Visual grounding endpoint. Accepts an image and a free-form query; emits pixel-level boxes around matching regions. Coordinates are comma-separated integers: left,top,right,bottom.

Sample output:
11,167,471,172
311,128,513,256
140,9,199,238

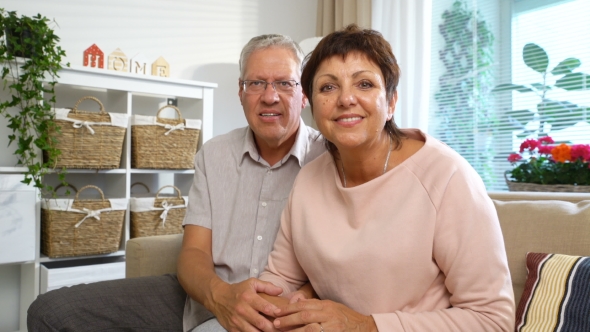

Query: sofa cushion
515,252,590,331
493,200,590,304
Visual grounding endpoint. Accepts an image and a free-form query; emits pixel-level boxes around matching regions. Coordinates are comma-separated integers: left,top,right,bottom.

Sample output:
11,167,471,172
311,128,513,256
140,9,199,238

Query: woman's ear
387,91,398,120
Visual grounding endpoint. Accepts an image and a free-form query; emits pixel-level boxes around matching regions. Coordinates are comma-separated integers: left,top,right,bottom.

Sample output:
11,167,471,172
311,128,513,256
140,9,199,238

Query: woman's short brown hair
301,24,405,151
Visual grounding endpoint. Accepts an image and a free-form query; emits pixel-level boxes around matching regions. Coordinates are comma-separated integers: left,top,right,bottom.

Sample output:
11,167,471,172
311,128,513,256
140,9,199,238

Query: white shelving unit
0,64,216,332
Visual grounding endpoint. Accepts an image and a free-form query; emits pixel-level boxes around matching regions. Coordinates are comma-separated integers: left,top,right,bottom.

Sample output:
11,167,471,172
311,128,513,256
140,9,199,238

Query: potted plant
493,43,590,139
506,136,590,192
0,8,68,194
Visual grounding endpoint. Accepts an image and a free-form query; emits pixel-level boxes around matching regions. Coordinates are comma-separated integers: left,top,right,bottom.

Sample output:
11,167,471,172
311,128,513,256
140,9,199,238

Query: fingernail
274,319,281,327
274,308,281,314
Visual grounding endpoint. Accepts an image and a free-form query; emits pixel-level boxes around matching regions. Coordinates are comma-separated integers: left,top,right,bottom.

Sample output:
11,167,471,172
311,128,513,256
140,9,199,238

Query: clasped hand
210,277,283,332
271,299,378,332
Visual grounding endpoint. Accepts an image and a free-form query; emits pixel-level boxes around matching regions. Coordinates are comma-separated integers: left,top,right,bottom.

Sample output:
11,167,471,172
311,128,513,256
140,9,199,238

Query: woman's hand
271,299,378,331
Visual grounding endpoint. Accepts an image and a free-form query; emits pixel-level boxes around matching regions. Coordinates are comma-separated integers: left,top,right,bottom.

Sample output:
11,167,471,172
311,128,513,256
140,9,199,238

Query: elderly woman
259,25,515,331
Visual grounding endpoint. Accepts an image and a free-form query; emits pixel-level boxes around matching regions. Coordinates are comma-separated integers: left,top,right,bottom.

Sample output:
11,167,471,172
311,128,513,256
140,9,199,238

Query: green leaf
537,99,584,131
523,43,549,73
506,109,535,128
530,83,551,91
555,72,590,90
492,83,533,93
551,58,581,75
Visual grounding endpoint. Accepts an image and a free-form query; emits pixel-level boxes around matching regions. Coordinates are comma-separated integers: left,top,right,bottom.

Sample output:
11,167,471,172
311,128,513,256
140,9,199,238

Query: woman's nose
337,86,357,108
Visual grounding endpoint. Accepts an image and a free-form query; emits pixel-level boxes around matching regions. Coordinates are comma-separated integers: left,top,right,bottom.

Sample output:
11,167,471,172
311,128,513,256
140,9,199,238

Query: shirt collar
240,118,311,168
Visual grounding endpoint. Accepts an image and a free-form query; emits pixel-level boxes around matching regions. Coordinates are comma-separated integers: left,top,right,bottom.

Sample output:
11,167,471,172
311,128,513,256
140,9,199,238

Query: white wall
2,0,318,136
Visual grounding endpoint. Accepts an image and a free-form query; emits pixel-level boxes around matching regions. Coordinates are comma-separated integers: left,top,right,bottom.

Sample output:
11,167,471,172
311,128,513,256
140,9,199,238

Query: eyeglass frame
240,79,301,95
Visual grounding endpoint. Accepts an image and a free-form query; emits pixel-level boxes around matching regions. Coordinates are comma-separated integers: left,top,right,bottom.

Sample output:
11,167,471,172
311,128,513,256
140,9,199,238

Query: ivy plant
433,0,496,185
0,9,69,194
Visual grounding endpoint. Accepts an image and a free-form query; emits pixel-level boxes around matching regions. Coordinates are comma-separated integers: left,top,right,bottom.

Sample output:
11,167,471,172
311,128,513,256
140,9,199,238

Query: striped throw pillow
515,252,590,332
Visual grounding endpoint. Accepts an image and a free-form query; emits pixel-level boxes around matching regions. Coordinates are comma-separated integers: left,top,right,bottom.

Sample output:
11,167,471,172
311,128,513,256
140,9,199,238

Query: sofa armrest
125,234,183,278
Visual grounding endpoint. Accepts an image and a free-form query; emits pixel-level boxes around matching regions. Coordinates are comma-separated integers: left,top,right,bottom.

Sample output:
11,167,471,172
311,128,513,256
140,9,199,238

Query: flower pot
3,26,35,58
505,172,590,193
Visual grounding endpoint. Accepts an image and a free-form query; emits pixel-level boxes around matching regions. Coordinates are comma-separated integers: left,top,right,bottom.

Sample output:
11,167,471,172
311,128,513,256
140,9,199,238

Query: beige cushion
125,234,183,278
494,200,590,304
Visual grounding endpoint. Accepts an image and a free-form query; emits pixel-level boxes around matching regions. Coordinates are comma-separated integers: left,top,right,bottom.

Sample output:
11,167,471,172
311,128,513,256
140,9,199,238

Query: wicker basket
131,105,201,169
41,185,127,258
505,171,590,193
48,96,127,169
130,185,187,238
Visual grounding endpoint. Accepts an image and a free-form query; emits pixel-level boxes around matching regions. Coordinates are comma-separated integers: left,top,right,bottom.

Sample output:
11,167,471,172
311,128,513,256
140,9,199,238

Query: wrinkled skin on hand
210,277,284,332
272,299,378,332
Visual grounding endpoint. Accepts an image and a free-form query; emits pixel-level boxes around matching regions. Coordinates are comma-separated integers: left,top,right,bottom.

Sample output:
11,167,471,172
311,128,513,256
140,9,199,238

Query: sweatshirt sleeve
259,189,308,295
372,168,515,331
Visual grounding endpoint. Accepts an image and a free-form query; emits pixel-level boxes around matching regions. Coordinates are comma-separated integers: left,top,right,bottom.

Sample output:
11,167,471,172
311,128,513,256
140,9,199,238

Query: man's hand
208,277,283,332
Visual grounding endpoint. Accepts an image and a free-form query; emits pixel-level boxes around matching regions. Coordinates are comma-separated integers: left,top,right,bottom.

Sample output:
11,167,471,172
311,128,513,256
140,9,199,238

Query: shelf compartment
40,256,125,294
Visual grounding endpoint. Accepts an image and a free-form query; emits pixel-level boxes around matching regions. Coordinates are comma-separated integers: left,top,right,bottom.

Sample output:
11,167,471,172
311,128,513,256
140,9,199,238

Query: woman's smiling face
311,51,396,151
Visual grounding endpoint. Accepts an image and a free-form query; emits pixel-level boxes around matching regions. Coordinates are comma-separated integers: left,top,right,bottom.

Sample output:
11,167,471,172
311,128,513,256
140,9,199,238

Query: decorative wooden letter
151,56,170,77
108,48,128,72
129,53,149,75
83,44,104,69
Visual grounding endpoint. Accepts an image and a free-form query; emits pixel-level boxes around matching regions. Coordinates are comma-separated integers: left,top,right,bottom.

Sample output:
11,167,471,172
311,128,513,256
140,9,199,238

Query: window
429,0,590,190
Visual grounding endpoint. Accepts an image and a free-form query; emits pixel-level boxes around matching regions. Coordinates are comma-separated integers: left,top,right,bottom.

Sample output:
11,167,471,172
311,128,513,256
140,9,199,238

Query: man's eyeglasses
241,80,300,95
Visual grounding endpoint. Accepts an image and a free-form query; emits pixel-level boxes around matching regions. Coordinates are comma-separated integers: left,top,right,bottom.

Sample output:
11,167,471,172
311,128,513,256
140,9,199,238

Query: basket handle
54,183,78,194
155,185,182,199
75,185,106,201
72,96,106,114
130,182,150,193
156,105,183,120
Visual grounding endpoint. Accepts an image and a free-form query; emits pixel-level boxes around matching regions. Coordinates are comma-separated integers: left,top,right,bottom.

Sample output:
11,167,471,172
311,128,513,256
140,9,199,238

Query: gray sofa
125,191,590,313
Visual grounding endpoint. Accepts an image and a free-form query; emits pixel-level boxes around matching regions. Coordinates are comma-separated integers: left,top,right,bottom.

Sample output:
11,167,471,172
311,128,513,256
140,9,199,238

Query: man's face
239,47,306,149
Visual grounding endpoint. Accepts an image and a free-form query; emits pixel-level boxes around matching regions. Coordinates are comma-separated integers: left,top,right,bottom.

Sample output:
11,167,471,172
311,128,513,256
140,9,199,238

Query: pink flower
538,136,555,145
508,153,522,162
519,139,539,153
538,145,554,155
571,144,590,162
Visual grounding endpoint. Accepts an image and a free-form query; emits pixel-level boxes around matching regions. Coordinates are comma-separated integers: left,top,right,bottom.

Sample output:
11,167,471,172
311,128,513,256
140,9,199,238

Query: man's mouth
261,113,280,117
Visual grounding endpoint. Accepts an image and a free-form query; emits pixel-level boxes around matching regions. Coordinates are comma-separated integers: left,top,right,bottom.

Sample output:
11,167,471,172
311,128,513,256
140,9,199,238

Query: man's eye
249,81,264,87
278,81,292,87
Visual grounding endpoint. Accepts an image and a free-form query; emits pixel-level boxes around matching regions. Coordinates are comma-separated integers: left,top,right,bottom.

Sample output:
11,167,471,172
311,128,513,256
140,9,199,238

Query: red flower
538,145,553,155
508,153,522,162
519,139,539,153
571,144,590,162
538,136,555,144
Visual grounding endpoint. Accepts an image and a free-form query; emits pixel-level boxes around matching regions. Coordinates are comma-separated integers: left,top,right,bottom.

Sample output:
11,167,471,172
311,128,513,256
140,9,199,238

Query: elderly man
27,34,324,332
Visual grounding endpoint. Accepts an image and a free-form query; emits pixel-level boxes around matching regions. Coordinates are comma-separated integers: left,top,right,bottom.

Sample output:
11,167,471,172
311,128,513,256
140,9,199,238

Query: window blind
428,0,590,190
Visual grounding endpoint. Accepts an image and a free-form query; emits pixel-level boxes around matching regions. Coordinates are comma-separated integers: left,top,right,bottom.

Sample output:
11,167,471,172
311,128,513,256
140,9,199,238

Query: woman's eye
319,84,335,92
358,81,373,89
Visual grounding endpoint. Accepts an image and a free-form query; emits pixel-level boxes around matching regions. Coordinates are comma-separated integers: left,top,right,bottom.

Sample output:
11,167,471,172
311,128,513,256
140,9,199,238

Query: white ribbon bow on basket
157,200,185,228
73,207,112,228
163,123,185,135
72,120,114,135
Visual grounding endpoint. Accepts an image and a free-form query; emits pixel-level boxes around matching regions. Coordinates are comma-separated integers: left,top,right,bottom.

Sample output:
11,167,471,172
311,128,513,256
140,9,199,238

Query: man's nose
261,82,280,103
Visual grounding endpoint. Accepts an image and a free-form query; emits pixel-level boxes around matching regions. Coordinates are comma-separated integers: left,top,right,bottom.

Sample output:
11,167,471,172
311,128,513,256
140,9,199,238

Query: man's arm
177,225,283,332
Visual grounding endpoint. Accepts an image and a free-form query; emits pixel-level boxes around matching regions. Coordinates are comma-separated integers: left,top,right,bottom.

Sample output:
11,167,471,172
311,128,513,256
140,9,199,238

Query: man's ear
238,79,244,105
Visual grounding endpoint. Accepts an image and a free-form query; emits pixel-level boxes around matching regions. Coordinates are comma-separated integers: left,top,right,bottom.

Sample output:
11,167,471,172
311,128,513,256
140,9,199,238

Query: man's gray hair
239,34,305,79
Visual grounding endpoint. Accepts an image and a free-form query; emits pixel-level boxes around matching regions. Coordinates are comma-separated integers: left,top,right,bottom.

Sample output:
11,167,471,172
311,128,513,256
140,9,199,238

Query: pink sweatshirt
260,129,515,331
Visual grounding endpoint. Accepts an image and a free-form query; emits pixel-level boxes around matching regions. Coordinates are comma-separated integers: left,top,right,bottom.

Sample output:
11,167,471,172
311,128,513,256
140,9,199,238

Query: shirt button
253,268,259,274
257,235,262,241
261,202,267,207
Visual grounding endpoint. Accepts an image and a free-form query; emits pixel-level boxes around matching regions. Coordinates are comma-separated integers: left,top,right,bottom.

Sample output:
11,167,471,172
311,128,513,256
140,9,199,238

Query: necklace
340,136,392,188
